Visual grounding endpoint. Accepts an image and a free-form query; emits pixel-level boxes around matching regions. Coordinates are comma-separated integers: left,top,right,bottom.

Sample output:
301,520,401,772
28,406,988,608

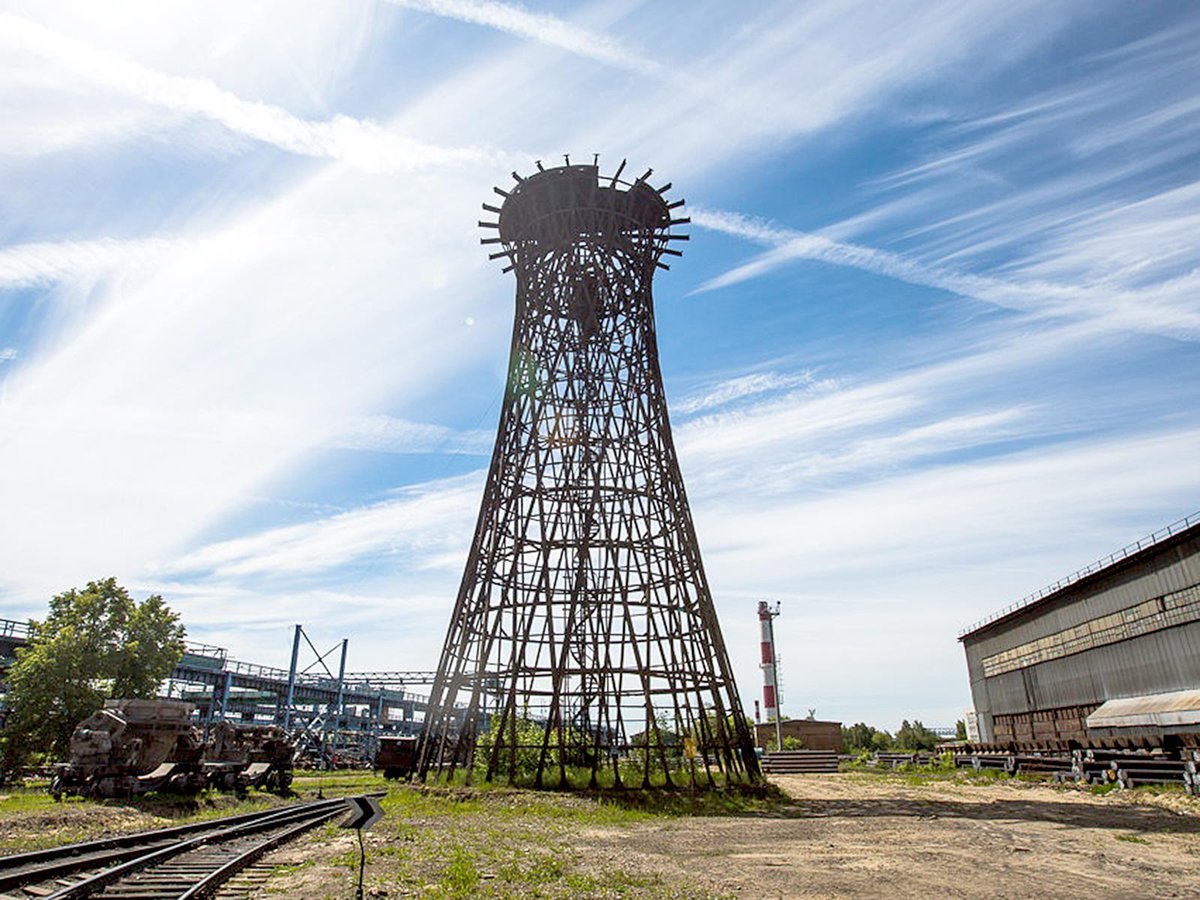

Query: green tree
894,719,941,751
1,578,186,767
841,722,894,753
955,719,968,742
870,729,895,752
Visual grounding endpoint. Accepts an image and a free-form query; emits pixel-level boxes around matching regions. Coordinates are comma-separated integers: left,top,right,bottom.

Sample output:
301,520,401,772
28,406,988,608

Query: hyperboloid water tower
416,158,760,788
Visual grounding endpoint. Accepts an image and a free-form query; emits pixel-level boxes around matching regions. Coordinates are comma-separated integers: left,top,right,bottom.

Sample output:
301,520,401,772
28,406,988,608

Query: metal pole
767,609,783,753
373,692,385,760
203,679,215,742
283,624,301,729
332,638,348,755
219,669,232,722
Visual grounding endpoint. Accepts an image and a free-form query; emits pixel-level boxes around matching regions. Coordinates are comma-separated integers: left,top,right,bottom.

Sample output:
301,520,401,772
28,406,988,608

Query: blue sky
2,0,1198,730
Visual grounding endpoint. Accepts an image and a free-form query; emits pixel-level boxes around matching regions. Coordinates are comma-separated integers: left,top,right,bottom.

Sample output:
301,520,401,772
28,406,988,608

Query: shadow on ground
772,796,1200,833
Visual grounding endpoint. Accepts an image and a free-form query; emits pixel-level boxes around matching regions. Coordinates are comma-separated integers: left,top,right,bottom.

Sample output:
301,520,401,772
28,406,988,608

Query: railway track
0,794,374,899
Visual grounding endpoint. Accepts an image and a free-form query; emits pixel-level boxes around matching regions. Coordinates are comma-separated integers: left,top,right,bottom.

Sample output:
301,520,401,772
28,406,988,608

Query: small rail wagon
375,735,418,779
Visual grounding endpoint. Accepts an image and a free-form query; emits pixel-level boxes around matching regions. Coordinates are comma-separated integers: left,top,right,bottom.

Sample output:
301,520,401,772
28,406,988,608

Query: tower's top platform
492,163,674,249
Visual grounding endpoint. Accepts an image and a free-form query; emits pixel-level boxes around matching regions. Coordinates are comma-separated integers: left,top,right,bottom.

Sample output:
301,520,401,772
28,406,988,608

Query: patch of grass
138,790,282,819
1116,833,1149,844
1124,782,1188,797
0,785,62,815
384,779,790,826
270,858,315,875
425,759,756,794
303,781,733,899
328,846,361,868
841,759,1199,801
290,769,390,797
841,763,1069,789
0,784,290,854
441,845,481,896
499,851,565,884
870,766,986,786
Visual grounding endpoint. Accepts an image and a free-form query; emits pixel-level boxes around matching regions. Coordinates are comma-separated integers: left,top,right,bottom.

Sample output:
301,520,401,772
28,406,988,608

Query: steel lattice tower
416,159,760,788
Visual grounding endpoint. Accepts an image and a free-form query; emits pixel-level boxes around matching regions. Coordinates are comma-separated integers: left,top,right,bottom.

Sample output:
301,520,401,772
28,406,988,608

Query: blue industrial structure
0,620,436,764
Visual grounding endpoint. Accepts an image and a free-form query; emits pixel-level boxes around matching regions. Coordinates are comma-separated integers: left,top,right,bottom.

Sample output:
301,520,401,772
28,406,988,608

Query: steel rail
0,804,323,891
41,799,349,899
175,812,330,900
0,795,374,900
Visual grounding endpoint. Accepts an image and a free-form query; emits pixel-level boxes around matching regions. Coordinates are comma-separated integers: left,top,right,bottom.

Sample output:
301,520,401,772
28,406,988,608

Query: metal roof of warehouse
1087,689,1200,730
959,512,1200,641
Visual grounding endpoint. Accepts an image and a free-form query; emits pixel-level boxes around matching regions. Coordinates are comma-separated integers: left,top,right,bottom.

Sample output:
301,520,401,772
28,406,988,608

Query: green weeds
1116,833,1149,844
321,780,734,898
441,846,481,896
0,784,287,854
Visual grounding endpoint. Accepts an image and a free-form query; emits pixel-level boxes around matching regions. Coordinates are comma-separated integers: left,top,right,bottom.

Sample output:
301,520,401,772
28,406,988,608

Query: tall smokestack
758,601,782,750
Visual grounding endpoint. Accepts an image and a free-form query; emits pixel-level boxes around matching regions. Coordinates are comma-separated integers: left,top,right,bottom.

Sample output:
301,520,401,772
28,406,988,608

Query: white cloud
163,472,482,581
397,0,1072,183
1013,179,1200,289
675,373,1027,499
0,144,507,605
697,425,1200,728
699,425,1200,609
0,238,179,290
675,371,829,415
131,579,455,675
791,20,1200,350
384,0,660,76
691,206,1200,340
332,415,491,455
0,13,501,171
0,348,17,362
690,206,1062,309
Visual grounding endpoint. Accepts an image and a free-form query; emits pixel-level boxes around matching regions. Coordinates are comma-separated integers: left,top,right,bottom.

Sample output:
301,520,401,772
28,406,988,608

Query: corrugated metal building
960,514,1200,747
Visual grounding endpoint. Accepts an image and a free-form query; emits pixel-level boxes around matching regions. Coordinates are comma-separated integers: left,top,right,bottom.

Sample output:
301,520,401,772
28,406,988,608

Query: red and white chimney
758,601,779,723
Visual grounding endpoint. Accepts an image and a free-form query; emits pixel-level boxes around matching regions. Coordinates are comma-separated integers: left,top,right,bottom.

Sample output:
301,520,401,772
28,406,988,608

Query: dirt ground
264,773,1200,898
571,774,1200,899
6,773,1198,898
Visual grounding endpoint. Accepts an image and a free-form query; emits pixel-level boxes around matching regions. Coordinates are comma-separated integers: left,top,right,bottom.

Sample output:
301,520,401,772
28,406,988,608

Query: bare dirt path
573,774,1200,898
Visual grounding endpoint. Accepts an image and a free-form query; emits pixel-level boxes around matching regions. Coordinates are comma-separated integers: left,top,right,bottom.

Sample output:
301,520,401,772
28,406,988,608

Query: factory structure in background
961,512,1200,748
1,621,431,768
